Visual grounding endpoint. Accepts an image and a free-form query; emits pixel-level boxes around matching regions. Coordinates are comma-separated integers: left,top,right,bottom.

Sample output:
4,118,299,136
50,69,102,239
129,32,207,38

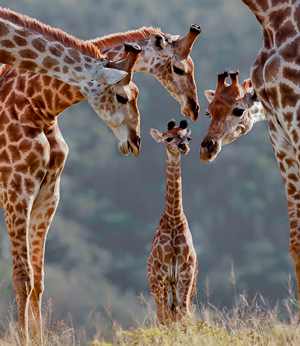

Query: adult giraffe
0,7,142,344
200,0,300,315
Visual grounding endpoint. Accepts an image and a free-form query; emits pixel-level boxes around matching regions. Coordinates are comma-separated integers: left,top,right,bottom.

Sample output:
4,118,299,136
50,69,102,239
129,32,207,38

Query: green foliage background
0,0,293,338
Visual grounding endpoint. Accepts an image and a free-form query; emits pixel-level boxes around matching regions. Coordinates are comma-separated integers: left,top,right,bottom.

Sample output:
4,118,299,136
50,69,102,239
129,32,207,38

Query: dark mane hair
89,27,167,51
0,7,104,59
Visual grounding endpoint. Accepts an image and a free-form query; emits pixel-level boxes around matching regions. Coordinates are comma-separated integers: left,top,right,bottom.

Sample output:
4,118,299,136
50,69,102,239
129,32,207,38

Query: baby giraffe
147,120,198,326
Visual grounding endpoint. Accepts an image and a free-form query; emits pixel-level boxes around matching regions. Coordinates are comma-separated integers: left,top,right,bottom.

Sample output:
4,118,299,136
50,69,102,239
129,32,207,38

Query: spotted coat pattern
147,123,198,326
0,8,142,344
201,0,300,318
243,0,300,317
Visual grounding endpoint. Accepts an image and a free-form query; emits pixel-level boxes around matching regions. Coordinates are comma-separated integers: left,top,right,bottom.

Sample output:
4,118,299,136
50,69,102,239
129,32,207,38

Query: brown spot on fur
288,173,299,182
25,177,35,195
15,164,28,174
292,129,299,143
19,61,38,71
8,145,21,162
67,48,81,63
13,35,27,46
281,36,300,65
19,49,38,59
0,22,10,37
11,174,23,195
49,45,63,57
288,182,297,195
32,37,46,52
23,126,41,139
25,152,40,175
0,134,6,147
0,149,10,164
266,87,279,110
0,39,15,48
19,139,32,152
63,56,75,65
275,19,295,47
63,66,69,74
0,49,16,65
280,83,298,108
7,123,22,142
42,56,59,68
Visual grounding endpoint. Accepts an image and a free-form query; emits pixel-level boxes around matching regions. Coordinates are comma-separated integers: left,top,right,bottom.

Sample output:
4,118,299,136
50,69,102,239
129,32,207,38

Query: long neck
250,101,267,123
163,150,185,224
242,0,292,27
0,17,102,97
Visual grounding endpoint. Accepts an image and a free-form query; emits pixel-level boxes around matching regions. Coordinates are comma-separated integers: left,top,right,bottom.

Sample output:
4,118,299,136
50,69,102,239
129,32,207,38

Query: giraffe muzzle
199,137,221,162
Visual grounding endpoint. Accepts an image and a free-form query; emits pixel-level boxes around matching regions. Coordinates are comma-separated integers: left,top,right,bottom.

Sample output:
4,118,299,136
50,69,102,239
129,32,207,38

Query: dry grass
0,277,299,345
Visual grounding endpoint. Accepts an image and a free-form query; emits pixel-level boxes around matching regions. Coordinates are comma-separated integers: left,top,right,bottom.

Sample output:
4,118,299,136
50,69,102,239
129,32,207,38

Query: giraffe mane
89,27,169,51
0,7,104,60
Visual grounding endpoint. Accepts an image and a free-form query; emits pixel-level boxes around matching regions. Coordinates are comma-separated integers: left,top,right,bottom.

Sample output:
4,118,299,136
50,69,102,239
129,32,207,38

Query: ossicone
167,119,176,130
180,119,189,129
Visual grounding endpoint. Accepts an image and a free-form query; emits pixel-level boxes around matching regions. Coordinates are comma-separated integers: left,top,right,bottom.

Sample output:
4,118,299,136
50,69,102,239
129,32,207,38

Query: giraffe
147,119,198,326
0,7,142,156
200,71,267,162
201,0,300,317
90,24,202,121
0,8,143,344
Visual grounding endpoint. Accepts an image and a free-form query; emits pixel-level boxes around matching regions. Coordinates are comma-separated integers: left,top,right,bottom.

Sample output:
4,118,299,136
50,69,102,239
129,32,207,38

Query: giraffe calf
147,119,198,326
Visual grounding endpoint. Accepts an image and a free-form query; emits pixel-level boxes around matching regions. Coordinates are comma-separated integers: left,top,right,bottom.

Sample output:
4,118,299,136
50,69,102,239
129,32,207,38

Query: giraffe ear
150,33,166,52
149,129,163,142
101,67,128,85
204,90,215,103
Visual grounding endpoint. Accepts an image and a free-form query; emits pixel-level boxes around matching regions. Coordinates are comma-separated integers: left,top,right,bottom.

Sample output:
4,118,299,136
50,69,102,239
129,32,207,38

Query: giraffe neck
242,0,292,27
163,150,185,225
0,16,104,98
250,101,267,123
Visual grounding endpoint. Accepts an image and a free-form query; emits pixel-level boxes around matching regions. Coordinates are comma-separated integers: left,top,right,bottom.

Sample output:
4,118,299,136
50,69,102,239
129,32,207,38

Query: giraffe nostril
201,139,215,150
178,142,188,151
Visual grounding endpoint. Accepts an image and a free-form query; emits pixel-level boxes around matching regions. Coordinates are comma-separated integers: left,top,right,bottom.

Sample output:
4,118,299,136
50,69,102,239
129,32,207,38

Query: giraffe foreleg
29,125,68,343
3,193,35,345
28,183,60,343
147,254,172,326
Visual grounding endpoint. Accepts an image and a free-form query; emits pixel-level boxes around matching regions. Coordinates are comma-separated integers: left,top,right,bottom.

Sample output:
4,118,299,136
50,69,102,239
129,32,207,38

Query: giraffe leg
189,260,198,314
147,257,172,326
269,127,300,317
3,193,35,344
178,263,196,320
29,125,68,343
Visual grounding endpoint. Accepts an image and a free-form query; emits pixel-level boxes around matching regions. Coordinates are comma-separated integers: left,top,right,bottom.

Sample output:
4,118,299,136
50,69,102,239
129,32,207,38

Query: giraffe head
88,43,142,157
149,25,202,121
200,70,260,162
150,119,191,156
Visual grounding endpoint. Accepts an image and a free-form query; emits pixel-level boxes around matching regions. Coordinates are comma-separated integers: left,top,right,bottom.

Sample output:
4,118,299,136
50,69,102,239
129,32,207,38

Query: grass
0,275,300,345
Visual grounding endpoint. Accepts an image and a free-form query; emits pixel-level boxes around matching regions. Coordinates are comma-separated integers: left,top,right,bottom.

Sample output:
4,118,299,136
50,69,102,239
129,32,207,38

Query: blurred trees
0,0,293,338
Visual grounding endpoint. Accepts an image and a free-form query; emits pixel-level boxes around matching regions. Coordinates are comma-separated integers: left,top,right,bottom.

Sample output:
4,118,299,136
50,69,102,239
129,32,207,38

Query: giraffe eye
232,108,244,117
173,66,184,75
166,137,173,142
116,94,129,104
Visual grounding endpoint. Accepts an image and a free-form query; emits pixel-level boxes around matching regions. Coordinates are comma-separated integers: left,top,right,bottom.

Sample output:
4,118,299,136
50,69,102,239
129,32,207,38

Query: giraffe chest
151,226,195,282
